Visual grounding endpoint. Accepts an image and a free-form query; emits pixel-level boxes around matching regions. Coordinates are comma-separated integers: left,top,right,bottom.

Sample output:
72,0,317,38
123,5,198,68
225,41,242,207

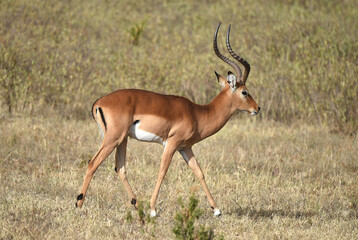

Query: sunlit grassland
0,117,357,239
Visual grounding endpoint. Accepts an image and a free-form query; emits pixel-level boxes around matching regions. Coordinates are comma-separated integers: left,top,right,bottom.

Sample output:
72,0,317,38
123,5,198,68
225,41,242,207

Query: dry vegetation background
0,0,357,239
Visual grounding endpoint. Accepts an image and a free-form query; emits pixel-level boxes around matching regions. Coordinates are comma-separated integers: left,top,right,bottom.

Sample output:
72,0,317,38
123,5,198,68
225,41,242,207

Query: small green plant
135,200,155,225
125,210,133,223
172,195,216,240
128,21,146,45
137,200,146,224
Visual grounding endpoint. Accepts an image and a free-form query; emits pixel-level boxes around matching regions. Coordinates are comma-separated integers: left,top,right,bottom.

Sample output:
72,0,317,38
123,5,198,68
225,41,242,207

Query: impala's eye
242,90,248,96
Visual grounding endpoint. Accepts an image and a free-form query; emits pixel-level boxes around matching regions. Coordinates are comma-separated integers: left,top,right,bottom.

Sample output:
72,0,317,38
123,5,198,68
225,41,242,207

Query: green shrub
173,195,216,240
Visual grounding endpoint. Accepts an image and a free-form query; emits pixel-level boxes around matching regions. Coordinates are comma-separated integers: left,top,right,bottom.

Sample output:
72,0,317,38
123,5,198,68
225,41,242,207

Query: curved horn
213,23,242,81
226,24,251,84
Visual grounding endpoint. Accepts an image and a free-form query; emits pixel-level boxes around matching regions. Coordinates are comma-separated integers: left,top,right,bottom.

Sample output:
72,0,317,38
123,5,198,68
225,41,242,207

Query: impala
76,23,260,217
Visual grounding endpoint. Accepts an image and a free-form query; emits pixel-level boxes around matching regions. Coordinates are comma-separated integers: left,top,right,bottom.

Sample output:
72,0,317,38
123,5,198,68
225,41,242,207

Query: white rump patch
128,121,163,145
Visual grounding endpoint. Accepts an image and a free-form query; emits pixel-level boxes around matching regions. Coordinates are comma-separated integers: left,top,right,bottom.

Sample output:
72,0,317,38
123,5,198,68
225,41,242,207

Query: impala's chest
128,120,164,145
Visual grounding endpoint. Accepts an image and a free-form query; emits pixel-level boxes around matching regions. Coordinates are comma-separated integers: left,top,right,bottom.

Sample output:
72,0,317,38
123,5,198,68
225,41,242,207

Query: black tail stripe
98,107,107,131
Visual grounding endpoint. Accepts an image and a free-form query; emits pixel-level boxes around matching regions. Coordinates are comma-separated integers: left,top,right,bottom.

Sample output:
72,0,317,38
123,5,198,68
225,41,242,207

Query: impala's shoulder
169,94,193,102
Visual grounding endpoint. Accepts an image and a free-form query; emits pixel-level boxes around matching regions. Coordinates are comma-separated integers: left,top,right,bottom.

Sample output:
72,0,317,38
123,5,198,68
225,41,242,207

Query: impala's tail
91,99,107,137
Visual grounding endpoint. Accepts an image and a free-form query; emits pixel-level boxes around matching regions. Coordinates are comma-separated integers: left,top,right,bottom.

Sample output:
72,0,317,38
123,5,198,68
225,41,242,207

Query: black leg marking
75,202,78,207
114,167,118,173
77,193,84,201
98,107,107,131
131,198,136,205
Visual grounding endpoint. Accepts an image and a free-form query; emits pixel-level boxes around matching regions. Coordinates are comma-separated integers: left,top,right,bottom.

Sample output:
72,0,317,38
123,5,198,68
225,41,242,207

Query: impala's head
213,23,260,116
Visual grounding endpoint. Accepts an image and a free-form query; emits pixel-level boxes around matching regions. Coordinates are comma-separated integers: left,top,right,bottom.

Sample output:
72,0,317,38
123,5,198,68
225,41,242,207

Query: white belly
128,121,163,144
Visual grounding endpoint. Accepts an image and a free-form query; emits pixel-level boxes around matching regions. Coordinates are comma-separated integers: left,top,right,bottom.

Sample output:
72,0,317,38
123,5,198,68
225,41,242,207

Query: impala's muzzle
250,106,260,116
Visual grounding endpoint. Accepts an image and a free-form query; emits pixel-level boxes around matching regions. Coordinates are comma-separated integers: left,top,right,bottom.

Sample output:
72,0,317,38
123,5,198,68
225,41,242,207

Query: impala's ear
214,71,227,87
227,71,237,91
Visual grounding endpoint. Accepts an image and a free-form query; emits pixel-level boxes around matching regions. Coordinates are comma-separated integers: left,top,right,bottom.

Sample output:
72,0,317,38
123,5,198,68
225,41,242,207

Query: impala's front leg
150,142,177,217
179,148,221,216
115,137,138,208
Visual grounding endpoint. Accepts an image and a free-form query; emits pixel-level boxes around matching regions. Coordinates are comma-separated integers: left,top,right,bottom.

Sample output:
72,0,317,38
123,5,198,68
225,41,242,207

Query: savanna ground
1,0,358,239
1,117,357,239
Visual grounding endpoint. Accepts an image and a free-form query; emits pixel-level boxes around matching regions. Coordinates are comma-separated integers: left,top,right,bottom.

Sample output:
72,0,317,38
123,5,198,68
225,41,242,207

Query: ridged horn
213,23,243,82
226,24,250,84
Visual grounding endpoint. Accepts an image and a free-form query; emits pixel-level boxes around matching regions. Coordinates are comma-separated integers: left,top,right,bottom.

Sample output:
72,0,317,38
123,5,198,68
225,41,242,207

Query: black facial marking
77,193,84,200
131,198,137,205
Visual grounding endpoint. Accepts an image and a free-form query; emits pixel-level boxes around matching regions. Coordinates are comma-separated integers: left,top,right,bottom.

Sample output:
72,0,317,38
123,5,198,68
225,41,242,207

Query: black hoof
77,193,83,201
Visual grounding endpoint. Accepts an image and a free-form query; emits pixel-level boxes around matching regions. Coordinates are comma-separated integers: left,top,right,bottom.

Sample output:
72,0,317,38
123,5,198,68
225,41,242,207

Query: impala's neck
196,87,235,140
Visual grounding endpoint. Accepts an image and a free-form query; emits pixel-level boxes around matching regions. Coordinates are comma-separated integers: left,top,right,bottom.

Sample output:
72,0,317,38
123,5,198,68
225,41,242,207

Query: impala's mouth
239,110,259,115
250,106,261,116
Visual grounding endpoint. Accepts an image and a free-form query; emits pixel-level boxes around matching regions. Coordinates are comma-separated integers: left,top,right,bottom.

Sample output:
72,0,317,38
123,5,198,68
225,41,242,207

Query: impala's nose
251,106,260,116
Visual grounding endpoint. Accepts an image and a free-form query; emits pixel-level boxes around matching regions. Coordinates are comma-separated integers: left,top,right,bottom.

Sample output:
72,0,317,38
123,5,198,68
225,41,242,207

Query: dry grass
1,116,357,239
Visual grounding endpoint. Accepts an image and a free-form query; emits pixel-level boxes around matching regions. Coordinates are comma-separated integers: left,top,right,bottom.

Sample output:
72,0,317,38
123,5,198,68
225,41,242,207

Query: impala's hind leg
114,137,138,208
149,141,177,217
76,135,125,208
179,147,221,216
